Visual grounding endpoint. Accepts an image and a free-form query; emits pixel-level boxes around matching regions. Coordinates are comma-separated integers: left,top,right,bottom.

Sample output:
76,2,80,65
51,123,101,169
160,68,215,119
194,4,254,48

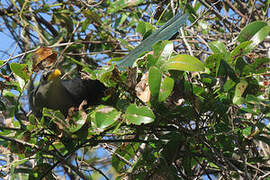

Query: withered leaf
33,47,57,71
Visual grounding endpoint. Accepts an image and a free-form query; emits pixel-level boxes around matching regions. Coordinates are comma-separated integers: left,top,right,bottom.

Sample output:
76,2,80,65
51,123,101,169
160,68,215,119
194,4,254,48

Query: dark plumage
29,69,106,117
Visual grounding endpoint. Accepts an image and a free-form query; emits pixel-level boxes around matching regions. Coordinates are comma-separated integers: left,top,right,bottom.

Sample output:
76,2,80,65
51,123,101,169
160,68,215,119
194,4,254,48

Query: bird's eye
41,71,50,82
42,74,48,81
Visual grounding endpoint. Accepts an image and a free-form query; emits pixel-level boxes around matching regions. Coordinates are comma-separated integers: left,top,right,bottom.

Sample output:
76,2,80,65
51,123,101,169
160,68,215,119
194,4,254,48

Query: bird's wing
61,77,106,105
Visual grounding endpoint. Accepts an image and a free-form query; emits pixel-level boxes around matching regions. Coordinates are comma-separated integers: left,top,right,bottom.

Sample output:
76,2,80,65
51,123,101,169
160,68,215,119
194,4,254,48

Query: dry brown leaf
33,47,57,71
135,72,151,103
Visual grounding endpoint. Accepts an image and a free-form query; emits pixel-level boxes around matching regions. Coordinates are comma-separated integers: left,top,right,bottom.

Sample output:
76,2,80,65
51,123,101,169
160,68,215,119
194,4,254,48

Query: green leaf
249,25,270,47
10,63,29,81
216,59,238,81
251,57,270,73
157,41,174,67
68,113,87,133
148,66,174,103
83,9,102,25
148,66,162,98
14,75,25,92
242,126,252,137
208,41,230,61
223,79,236,92
235,80,248,97
11,158,28,167
164,54,205,72
159,76,174,102
91,106,120,129
125,104,155,125
233,80,248,104
229,41,252,64
205,54,222,71
162,132,183,163
0,60,4,66
136,21,154,37
83,65,116,87
245,95,269,105
112,143,139,173
237,21,269,42
208,41,227,55
235,58,249,75
148,41,174,68
108,0,144,13
237,21,270,51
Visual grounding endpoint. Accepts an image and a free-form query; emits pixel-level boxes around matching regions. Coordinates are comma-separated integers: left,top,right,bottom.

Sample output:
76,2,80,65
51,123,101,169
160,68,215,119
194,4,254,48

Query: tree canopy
0,0,270,179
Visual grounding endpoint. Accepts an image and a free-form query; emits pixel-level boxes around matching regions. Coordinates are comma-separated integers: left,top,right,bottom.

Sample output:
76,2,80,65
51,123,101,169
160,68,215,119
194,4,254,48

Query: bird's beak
47,69,62,81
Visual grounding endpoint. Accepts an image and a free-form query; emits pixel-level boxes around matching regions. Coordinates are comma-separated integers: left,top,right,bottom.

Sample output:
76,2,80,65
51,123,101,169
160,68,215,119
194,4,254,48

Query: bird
29,69,107,117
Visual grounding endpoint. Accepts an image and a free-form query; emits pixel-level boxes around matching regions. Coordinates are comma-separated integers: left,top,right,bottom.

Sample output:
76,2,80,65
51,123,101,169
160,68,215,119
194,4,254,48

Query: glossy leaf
148,66,162,98
125,104,155,125
229,41,252,64
237,21,270,51
249,25,270,48
91,106,120,129
208,41,227,55
148,66,174,102
10,63,29,81
151,41,174,68
223,80,236,92
233,80,248,104
136,21,154,36
237,21,268,42
68,114,88,133
159,76,174,102
108,0,144,13
164,54,205,72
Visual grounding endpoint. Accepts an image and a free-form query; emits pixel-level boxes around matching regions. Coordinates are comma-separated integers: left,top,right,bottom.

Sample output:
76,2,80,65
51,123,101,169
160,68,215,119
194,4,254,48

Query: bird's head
40,68,62,85
29,68,65,116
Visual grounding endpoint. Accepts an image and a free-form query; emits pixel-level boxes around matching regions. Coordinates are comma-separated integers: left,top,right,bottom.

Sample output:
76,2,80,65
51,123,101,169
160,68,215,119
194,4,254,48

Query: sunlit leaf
148,66,162,98
91,106,120,129
164,54,205,72
125,104,155,125
236,21,270,51
242,126,252,137
151,41,174,67
233,80,248,104
223,79,236,92
68,114,87,134
159,76,174,102
136,21,155,37
34,47,57,71
208,41,227,55
237,21,269,42
229,41,252,64
108,0,144,13
10,63,29,81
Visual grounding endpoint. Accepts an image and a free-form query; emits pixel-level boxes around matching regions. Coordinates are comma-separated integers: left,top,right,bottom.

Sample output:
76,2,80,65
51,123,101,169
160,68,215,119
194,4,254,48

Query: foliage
0,0,270,179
